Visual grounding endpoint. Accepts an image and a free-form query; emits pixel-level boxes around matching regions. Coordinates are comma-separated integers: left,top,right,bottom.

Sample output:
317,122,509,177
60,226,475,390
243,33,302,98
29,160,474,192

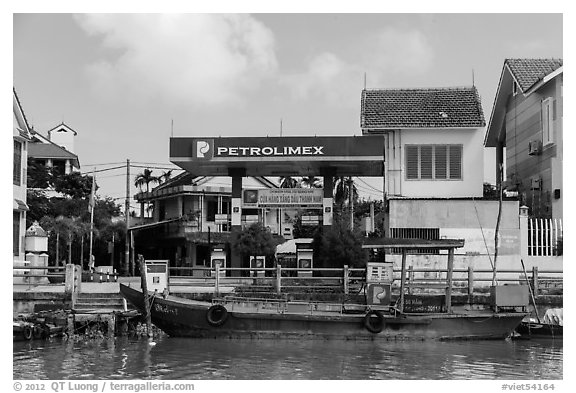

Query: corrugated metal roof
361,86,486,129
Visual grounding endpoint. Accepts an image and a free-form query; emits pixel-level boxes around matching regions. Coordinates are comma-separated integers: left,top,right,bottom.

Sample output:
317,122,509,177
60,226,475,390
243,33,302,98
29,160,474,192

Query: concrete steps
73,293,127,313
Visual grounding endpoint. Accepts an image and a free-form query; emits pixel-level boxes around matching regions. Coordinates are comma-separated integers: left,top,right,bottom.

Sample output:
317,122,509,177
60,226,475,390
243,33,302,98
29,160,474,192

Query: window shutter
448,145,462,180
420,145,433,179
542,98,554,145
434,145,447,179
13,141,22,185
406,145,419,179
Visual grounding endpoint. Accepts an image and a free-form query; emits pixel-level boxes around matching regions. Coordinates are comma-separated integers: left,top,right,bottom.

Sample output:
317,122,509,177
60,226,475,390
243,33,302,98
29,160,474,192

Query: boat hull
120,284,525,340
515,322,563,339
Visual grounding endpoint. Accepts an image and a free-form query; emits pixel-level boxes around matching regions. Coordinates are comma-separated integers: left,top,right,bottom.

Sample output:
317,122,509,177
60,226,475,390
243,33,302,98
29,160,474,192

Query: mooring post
399,250,407,312
276,264,282,295
215,261,221,296
467,266,474,299
343,265,349,295
532,266,539,297
138,254,152,337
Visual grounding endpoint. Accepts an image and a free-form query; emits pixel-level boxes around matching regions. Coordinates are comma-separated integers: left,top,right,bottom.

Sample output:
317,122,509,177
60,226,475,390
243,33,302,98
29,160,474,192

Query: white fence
527,218,563,257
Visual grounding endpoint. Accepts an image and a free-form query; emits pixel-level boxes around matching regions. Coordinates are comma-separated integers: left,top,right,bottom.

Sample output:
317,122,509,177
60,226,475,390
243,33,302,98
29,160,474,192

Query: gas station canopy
170,136,384,177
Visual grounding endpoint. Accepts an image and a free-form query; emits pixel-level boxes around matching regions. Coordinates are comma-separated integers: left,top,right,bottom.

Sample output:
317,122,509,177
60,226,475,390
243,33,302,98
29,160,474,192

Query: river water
13,336,562,380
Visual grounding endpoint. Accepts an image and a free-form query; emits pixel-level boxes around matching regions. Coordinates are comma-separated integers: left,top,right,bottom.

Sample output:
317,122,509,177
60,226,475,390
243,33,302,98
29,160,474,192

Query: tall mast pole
125,159,130,276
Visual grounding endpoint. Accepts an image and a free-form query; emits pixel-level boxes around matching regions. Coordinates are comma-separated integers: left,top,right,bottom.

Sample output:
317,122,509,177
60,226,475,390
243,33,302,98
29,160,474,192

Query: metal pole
349,177,354,231
125,159,130,276
399,250,407,312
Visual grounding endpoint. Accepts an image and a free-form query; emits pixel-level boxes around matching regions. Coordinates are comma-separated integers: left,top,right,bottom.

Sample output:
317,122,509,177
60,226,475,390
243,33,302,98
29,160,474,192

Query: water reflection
13,336,562,380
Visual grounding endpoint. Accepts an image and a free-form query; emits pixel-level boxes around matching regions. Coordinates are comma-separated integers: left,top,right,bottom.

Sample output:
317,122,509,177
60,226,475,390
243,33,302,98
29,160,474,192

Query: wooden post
399,250,407,312
446,248,454,313
343,265,349,295
276,264,282,295
138,254,152,337
407,265,414,295
467,266,474,299
532,266,539,297
215,262,221,296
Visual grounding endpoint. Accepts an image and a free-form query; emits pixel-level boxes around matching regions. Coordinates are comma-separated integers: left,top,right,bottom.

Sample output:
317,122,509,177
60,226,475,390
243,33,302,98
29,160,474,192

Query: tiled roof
505,58,563,93
29,142,78,160
361,86,485,129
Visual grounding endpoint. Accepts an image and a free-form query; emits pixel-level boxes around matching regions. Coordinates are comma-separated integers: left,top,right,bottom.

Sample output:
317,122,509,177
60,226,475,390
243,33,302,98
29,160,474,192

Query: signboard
366,262,394,283
403,295,445,313
175,136,381,161
242,188,323,208
301,215,320,226
170,136,385,177
215,214,230,224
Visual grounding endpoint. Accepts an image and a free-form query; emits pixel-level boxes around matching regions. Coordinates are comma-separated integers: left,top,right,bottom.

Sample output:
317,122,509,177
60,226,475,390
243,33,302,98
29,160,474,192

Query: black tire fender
23,325,33,340
206,304,228,327
364,310,385,334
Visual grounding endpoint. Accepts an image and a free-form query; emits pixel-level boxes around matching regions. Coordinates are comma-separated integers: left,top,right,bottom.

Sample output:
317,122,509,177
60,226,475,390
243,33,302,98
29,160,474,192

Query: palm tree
300,176,321,188
333,176,358,207
279,176,298,188
159,170,173,184
134,169,159,218
134,169,159,193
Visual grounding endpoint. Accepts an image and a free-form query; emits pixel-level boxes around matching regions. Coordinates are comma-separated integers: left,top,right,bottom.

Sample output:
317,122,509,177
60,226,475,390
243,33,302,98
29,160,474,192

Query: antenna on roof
280,118,283,137
472,69,475,87
364,72,367,90
171,119,174,137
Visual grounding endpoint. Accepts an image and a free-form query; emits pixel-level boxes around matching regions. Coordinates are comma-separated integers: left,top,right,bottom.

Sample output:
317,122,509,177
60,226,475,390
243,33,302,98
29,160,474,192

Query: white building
13,88,32,264
361,86,486,198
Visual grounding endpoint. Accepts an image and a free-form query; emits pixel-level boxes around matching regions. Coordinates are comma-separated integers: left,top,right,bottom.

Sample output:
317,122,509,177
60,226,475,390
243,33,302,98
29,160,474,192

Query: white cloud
75,14,278,106
279,28,433,104
367,28,434,83
280,52,363,106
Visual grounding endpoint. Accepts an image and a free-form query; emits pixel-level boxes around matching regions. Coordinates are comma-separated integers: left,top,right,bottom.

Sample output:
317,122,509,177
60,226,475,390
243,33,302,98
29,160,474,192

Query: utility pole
125,159,130,276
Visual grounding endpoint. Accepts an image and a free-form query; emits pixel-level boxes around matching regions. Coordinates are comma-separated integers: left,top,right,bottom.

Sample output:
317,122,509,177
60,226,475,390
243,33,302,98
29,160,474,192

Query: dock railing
166,265,562,298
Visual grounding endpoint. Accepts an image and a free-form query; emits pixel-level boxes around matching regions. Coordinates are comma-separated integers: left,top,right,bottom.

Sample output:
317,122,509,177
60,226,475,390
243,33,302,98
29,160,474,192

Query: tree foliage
232,223,279,258
315,215,367,268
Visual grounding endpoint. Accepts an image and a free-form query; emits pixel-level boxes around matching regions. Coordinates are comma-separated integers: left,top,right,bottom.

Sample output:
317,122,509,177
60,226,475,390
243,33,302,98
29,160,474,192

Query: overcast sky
12,13,563,206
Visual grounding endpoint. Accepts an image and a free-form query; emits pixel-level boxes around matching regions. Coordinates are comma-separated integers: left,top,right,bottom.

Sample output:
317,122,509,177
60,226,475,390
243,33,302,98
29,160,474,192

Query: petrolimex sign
192,138,326,160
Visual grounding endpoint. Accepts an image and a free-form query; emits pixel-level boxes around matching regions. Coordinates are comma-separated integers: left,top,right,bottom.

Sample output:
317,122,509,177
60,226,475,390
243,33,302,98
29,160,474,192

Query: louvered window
542,97,554,145
434,145,447,179
405,144,462,180
448,145,462,180
406,145,419,180
13,140,22,185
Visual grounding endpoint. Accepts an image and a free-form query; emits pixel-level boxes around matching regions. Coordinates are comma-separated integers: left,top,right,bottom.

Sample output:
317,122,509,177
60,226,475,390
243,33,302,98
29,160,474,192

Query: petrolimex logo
193,139,214,159
215,145,325,157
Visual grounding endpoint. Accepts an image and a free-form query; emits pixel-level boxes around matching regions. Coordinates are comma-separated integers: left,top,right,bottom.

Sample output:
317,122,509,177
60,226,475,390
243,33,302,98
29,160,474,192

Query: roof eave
524,66,563,97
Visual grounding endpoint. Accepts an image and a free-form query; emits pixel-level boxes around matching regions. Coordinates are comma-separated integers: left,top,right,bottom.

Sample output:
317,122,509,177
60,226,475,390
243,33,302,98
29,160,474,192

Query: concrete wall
388,199,520,255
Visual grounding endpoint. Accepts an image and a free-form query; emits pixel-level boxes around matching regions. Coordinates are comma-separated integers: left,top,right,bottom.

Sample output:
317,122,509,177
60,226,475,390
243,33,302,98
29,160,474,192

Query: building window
542,97,554,145
512,81,518,96
389,227,440,254
13,140,22,185
405,144,462,180
13,211,20,256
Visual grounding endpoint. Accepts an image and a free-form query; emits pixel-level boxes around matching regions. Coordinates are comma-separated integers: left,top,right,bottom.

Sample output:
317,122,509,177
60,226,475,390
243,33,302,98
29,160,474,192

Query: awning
128,218,180,231
13,199,29,211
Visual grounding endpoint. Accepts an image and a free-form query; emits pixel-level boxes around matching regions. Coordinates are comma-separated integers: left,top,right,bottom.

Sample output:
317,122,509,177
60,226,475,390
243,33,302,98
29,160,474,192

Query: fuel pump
365,262,393,310
210,244,227,277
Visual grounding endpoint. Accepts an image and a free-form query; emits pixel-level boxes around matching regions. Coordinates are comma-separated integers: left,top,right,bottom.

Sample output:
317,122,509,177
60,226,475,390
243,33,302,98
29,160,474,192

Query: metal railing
528,218,563,256
167,265,563,297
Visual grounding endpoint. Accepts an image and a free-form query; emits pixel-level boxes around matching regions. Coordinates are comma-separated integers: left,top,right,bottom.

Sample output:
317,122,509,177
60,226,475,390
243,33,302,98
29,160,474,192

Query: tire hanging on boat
22,325,33,340
206,305,229,327
364,310,385,333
